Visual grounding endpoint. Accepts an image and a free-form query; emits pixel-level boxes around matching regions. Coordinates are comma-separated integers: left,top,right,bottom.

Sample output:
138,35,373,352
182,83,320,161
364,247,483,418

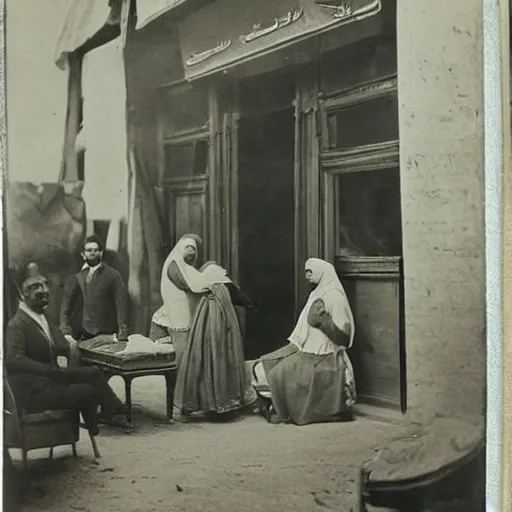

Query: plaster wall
397,0,486,424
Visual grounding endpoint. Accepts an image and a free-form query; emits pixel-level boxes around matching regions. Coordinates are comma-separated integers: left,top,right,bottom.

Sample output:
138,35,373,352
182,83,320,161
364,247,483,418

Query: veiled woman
177,261,258,418
251,258,356,426
148,234,209,366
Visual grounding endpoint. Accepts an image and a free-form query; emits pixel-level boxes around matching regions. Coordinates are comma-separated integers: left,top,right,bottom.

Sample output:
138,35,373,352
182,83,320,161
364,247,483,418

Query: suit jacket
60,263,128,339
5,309,71,407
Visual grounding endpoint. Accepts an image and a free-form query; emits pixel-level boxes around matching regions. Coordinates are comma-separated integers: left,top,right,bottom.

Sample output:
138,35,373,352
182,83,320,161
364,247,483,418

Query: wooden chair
3,377,101,477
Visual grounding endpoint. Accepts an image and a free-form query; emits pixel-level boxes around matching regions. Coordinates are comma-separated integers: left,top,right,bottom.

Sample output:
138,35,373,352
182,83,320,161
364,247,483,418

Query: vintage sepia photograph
1,0,506,510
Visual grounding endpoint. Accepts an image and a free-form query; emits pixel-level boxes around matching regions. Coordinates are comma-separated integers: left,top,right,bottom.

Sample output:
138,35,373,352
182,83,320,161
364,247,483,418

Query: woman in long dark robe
177,262,257,418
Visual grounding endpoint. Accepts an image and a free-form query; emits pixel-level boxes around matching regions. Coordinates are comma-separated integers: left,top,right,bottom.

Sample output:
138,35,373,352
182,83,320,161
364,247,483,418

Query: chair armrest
3,377,24,445
21,409,79,424
3,377,20,417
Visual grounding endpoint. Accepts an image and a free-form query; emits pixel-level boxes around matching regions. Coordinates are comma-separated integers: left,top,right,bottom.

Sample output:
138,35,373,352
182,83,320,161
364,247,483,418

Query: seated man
5,263,132,434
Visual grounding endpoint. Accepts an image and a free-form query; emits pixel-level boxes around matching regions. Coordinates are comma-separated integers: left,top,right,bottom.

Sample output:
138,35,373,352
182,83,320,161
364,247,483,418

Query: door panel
336,256,404,410
174,193,205,241
345,277,400,408
166,178,208,262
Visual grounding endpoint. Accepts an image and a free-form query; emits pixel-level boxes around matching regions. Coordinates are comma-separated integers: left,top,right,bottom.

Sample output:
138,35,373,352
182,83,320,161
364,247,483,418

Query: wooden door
336,257,404,410
208,80,240,281
158,82,211,260
165,177,208,262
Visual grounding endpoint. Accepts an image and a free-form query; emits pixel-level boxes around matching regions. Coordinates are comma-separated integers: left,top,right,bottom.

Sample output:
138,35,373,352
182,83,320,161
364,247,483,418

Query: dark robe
178,282,256,416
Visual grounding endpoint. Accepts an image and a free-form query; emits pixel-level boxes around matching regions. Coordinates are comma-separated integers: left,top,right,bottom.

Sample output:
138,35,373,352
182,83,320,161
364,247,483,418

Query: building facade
57,0,486,425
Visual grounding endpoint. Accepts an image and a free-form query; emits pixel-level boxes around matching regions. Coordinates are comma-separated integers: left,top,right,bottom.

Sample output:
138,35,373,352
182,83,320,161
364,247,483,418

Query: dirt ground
14,376,397,512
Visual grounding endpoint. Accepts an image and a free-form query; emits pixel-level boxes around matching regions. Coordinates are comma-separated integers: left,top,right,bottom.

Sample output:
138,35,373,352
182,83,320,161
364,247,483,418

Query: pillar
397,0,486,425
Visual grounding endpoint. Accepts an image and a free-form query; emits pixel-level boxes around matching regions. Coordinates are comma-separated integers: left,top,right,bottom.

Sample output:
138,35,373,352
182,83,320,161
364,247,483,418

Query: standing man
60,234,129,342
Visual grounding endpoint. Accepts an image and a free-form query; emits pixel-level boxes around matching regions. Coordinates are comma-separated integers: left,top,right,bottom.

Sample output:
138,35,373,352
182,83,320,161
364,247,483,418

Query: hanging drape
55,0,122,70
80,38,129,222
57,0,124,183
125,113,169,334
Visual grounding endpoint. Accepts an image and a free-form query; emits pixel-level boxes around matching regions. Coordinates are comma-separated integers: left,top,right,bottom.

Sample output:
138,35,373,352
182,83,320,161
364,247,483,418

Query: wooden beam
230,82,240,283
294,64,321,312
208,84,221,263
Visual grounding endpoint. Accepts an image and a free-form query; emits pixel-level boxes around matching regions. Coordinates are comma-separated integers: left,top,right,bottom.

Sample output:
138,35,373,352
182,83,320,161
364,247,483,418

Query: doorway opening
238,108,295,359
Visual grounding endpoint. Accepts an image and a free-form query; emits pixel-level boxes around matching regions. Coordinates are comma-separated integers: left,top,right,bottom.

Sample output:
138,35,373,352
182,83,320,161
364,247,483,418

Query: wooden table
80,354,178,424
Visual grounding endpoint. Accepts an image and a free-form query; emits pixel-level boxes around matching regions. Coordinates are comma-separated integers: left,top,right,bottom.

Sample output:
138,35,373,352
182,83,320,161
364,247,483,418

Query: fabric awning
178,0,382,81
135,0,210,30
54,0,122,69
135,0,187,29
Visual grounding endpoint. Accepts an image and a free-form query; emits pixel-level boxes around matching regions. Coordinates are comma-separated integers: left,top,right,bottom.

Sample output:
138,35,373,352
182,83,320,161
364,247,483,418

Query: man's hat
25,262,42,280
12,262,44,297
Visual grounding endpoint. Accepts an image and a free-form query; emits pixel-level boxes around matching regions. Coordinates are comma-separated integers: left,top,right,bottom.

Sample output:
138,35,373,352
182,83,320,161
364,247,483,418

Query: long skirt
252,344,356,426
148,322,189,406
177,284,256,416
148,321,189,362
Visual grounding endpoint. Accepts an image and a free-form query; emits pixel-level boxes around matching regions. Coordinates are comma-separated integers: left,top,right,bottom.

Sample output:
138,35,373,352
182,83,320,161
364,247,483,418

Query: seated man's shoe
98,413,133,433
108,415,134,433
80,421,100,436
82,405,101,435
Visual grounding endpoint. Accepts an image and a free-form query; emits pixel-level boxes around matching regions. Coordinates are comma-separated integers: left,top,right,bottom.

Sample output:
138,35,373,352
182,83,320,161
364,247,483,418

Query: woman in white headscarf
177,261,258,419
148,234,210,366
251,258,356,426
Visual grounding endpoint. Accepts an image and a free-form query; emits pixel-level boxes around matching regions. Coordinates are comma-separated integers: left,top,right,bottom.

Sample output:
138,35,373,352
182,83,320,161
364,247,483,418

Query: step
353,403,405,425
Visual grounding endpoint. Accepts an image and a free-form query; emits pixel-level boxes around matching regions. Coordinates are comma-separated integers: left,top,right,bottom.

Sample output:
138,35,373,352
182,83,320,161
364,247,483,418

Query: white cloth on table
118,334,175,355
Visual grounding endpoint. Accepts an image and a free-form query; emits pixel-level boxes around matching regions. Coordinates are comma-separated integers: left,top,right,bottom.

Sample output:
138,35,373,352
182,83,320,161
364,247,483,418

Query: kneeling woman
252,258,356,426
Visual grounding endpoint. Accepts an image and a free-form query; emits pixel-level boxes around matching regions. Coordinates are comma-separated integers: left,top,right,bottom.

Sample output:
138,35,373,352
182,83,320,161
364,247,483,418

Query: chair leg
124,377,133,424
22,448,29,475
88,432,101,459
72,443,78,458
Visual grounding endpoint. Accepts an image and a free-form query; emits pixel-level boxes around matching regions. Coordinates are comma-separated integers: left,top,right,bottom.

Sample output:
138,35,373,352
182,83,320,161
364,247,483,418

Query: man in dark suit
5,263,131,434
60,234,129,341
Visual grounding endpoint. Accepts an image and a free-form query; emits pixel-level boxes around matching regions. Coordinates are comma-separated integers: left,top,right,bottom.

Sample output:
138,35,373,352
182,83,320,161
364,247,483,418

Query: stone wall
397,0,486,424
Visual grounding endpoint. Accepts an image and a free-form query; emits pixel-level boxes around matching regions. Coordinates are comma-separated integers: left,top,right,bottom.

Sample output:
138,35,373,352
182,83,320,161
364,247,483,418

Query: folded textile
119,334,175,355
78,334,175,357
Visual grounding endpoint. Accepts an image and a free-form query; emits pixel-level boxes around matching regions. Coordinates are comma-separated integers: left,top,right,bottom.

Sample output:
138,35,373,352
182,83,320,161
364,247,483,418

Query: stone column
397,0,486,425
